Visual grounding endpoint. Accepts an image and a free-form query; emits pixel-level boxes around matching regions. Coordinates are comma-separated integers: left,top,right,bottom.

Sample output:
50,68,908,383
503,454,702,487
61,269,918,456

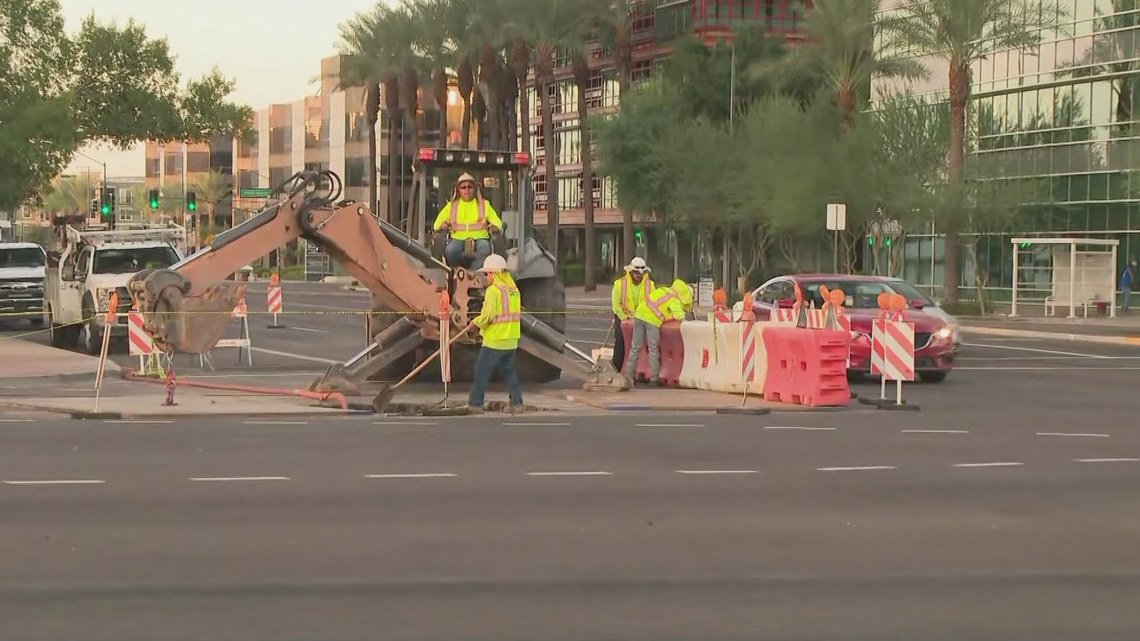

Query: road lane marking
4,479,105,485
765,426,836,431
365,473,456,479
526,471,613,477
189,476,291,482
677,470,759,475
103,420,174,424
503,422,573,426
249,347,339,364
963,342,1110,359
243,420,309,425
816,466,897,472
373,421,441,426
1073,458,1140,463
288,326,328,334
903,429,970,434
0,419,36,422
952,462,1024,468
1037,432,1109,438
636,423,705,427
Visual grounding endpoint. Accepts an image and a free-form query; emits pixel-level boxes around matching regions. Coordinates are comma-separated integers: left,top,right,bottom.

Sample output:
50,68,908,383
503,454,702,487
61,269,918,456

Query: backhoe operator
433,173,503,269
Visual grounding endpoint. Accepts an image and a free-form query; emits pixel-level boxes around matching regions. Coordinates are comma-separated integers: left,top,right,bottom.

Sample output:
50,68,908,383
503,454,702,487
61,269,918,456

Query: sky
61,0,381,178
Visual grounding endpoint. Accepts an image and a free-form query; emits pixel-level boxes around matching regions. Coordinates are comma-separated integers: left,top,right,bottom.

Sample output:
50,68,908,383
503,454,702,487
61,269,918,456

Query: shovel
372,323,473,413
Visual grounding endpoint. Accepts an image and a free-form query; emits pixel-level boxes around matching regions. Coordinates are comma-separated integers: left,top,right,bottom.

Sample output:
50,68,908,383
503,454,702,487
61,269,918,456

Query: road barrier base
715,407,771,416
877,402,921,412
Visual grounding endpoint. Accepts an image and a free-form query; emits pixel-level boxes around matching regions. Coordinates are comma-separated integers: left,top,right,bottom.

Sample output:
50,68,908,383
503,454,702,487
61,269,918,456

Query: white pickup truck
0,242,48,327
44,223,186,353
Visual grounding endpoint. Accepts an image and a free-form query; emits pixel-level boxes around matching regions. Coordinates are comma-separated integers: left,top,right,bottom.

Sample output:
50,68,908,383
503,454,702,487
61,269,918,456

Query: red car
748,274,957,382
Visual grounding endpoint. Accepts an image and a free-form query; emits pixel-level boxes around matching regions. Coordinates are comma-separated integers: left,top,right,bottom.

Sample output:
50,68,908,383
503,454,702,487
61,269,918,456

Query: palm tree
409,0,456,148
338,5,401,219
596,0,639,262
44,176,90,214
190,170,233,236
785,0,927,128
881,0,1067,304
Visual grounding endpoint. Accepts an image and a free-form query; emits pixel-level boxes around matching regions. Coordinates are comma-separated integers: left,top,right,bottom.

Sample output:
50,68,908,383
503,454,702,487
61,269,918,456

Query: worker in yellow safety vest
610,257,654,371
468,254,524,413
433,173,504,269
624,279,693,386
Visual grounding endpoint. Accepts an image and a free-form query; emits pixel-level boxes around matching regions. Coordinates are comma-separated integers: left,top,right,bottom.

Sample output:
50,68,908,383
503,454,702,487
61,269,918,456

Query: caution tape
0,308,614,319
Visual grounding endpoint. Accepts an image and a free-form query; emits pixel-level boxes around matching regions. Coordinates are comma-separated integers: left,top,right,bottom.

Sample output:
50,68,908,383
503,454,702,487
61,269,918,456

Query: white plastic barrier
678,320,777,394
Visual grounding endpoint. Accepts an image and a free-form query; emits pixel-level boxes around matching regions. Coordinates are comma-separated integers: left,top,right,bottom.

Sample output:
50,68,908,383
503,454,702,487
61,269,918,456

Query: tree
190,170,233,235
595,0,640,263
881,0,1068,304
43,176,92,214
0,0,252,210
409,0,455,149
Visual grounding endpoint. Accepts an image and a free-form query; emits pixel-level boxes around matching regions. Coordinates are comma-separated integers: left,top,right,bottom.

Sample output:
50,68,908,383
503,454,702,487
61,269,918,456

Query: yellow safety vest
479,283,521,350
612,275,654,320
634,286,685,328
433,197,502,241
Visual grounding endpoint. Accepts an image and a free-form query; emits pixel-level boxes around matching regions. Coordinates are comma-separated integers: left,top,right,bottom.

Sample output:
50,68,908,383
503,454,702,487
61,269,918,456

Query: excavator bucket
128,268,246,355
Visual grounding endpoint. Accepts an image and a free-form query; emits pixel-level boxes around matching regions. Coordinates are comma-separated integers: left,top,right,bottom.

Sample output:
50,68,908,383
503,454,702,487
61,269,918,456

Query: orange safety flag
105,292,120,325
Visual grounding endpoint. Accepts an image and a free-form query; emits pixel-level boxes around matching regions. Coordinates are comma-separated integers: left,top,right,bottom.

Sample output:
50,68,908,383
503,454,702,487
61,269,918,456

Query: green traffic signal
149,189,159,209
868,236,874,246
187,191,197,212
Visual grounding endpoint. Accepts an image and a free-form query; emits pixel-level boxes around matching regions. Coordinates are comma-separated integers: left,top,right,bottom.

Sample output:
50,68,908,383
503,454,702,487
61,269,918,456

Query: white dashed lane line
1073,458,1140,464
0,418,36,423
1037,432,1110,438
816,466,897,472
526,471,613,477
242,421,309,426
365,473,457,479
189,476,292,482
765,426,836,431
903,429,970,434
4,479,105,485
373,421,441,426
952,462,1024,468
636,423,705,428
103,420,174,424
677,470,759,475
503,422,574,427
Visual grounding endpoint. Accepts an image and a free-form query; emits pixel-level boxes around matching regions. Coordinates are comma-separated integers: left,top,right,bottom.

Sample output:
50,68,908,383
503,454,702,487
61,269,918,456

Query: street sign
238,187,273,198
826,203,847,231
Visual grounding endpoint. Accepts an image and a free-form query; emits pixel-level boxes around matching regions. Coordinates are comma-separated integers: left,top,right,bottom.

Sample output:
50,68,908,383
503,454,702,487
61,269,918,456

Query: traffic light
868,236,874,246
885,237,892,247
89,198,98,217
186,191,197,212
635,229,644,244
149,189,159,209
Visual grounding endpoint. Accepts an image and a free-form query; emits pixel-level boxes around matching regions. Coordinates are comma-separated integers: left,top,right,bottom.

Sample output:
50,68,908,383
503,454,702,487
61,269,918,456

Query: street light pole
73,150,107,220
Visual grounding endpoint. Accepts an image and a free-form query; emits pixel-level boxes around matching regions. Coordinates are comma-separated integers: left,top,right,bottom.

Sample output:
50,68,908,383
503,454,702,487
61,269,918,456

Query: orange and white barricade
266,273,284,328
128,310,168,377
870,294,916,409
199,296,253,369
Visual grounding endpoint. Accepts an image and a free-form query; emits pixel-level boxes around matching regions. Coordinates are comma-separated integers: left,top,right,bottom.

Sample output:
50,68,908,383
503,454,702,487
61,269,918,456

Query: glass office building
894,0,1138,301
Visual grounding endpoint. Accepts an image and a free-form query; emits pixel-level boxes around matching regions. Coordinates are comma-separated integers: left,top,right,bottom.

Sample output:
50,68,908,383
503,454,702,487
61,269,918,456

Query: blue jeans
1123,287,1131,312
469,346,523,408
444,238,492,269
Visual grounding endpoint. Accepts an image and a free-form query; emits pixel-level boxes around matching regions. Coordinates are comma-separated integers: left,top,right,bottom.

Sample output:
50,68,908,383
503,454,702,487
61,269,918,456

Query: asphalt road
5,282,1140,639
3,406,1140,640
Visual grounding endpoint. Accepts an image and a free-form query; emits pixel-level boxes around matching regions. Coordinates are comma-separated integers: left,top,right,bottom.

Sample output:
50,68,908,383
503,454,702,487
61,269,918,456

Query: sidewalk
960,313,1140,346
0,339,119,380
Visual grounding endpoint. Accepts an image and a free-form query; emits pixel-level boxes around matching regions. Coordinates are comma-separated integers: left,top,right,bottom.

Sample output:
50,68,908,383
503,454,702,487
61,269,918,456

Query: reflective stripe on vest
449,198,487,232
490,285,520,326
646,291,678,322
620,277,651,310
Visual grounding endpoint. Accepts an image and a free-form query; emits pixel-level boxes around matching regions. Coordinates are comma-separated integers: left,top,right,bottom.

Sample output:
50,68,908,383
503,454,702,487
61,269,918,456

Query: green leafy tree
43,175,92,214
0,0,252,210
190,170,233,234
880,0,1068,304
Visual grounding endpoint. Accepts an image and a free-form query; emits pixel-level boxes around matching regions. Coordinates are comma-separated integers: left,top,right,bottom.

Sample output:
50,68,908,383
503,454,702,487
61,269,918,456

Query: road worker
624,278,693,387
610,257,654,371
468,254,524,413
433,173,503,269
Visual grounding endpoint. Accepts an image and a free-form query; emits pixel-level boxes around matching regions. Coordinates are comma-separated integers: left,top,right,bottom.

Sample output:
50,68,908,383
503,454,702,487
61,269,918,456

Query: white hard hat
624,256,651,273
478,254,508,273
457,172,477,186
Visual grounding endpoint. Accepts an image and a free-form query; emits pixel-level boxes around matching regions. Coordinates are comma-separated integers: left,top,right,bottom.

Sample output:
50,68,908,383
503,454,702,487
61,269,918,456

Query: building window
238,170,258,189
534,173,548,210
269,126,291,154
269,167,290,188
163,152,182,176
187,152,211,173
145,158,160,178
345,157,369,188
346,112,370,143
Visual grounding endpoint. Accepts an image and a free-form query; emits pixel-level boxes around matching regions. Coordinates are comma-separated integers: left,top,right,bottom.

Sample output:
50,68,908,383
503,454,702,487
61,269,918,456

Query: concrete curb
963,325,1140,346
0,399,372,420
0,368,113,384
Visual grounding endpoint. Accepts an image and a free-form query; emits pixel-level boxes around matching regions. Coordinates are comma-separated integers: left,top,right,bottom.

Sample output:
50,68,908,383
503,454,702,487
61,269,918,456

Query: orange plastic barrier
760,327,850,407
620,319,685,387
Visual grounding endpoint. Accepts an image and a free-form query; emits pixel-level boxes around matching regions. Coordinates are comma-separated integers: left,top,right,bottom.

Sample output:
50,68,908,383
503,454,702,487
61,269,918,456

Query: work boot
504,404,526,414
466,405,485,415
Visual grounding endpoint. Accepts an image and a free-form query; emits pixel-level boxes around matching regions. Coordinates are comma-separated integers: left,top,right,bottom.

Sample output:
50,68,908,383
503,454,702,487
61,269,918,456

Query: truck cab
0,242,48,327
45,223,185,353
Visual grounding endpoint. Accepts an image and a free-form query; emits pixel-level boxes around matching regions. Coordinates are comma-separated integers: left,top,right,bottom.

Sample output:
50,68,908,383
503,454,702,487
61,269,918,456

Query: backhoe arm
128,170,477,354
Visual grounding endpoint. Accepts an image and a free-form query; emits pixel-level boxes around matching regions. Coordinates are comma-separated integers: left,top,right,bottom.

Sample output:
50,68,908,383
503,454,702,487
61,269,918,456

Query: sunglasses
458,183,475,189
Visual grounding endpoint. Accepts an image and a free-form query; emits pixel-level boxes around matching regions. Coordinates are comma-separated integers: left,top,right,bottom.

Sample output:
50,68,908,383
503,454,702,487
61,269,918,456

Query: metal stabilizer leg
309,317,420,394
517,336,630,392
